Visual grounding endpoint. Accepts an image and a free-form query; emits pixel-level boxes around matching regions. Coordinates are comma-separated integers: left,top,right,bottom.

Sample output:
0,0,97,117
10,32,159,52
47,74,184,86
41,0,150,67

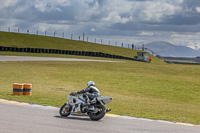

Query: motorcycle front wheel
88,104,106,121
59,103,72,117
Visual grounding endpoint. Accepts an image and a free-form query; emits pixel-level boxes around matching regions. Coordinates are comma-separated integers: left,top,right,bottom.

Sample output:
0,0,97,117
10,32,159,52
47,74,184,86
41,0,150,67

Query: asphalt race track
0,56,120,62
0,99,199,133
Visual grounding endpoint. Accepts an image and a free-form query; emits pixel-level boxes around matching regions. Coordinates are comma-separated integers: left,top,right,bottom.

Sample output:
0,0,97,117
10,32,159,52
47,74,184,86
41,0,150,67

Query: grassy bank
0,31,137,58
0,31,163,63
0,53,199,124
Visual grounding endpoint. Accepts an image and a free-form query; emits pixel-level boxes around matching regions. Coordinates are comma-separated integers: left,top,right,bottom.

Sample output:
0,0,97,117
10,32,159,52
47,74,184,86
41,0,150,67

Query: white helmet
87,81,95,87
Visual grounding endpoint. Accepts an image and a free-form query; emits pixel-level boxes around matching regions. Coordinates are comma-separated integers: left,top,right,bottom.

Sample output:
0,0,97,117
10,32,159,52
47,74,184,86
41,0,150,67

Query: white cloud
34,23,69,32
73,0,133,23
196,7,200,13
102,11,133,24
34,1,47,12
171,32,200,39
130,1,182,23
90,28,96,32
34,0,71,12
138,32,155,36
0,0,19,8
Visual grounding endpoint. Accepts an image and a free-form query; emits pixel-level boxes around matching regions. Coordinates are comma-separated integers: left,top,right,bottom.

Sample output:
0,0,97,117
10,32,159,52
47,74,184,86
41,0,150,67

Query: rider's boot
85,98,94,111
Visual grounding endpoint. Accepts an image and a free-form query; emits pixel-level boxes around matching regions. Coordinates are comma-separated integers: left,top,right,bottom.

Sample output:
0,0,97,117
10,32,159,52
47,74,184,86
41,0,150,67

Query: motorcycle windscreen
97,97,112,105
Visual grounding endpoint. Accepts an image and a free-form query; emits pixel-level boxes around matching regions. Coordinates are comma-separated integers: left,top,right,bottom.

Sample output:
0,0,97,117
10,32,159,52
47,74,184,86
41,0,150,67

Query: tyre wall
0,46,136,61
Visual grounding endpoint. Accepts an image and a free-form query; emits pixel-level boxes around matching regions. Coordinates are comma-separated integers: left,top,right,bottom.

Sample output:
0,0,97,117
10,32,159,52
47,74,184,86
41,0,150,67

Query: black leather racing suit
76,86,101,101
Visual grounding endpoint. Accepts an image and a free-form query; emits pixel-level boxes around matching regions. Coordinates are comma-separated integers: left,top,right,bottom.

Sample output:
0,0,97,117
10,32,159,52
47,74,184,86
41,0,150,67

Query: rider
70,81,101,111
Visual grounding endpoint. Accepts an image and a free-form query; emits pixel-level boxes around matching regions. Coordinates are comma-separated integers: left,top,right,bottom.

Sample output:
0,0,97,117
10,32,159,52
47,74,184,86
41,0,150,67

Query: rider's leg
86,94,96,111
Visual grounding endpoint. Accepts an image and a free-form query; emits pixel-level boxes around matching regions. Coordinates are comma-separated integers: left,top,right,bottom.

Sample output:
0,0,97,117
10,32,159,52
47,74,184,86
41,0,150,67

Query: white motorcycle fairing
67,95,85,114
96,97,112,105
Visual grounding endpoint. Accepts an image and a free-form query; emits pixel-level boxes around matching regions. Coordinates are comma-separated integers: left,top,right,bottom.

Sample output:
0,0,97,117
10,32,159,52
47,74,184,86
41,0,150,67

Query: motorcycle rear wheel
59,103,71,117
88,104,106,121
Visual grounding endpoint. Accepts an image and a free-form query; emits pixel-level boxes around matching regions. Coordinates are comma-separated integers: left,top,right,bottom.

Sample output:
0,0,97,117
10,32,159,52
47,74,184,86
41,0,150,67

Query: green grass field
0,32,200,124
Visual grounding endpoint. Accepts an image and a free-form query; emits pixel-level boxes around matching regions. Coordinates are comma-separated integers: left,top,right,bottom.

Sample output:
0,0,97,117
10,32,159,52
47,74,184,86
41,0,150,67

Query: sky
0,0,200,48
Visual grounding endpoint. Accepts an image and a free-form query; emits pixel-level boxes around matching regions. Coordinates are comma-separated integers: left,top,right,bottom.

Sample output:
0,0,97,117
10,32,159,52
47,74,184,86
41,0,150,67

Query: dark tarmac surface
0,55,119,62
0,100,199,133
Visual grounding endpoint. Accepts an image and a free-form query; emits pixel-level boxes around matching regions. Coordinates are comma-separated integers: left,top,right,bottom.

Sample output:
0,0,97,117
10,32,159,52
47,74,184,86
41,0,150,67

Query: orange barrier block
13,83,24,95
23,84,32,96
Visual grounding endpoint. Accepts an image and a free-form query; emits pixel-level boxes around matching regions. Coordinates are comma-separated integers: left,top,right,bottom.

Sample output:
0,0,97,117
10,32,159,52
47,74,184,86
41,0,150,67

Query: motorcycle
59,93,112,121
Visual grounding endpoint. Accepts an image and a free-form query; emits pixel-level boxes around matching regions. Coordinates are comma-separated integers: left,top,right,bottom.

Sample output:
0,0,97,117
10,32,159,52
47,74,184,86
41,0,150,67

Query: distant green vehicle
137,52,149,62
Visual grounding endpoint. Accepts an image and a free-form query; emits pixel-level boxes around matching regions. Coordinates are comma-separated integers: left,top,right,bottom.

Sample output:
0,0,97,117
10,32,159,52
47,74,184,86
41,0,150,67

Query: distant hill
145,41,200,57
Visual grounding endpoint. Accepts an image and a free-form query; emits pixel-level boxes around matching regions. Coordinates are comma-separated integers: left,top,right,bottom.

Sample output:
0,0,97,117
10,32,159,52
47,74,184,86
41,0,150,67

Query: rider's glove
70,92,75,96
70,92,77,96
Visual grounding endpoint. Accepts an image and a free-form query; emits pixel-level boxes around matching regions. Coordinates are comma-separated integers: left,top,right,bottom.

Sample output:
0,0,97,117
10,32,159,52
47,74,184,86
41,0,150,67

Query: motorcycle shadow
54,115,95,122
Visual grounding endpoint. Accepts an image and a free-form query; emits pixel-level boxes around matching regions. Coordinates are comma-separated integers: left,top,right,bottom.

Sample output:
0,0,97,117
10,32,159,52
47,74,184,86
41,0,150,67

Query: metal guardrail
144,48,174,64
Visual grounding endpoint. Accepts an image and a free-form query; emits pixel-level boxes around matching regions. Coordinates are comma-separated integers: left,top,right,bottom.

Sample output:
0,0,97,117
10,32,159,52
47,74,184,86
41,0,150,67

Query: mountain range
144,41,200,57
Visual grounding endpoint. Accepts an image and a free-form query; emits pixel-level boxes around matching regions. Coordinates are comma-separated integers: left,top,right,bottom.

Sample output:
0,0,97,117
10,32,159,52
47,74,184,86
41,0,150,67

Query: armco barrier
0,46,136,61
